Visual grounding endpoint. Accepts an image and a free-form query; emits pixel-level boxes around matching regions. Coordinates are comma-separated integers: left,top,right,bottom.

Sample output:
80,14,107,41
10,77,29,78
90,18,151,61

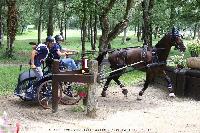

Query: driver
50,35,79,70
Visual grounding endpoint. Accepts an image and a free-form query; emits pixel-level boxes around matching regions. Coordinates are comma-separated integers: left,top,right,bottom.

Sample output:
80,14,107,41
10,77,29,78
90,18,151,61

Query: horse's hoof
137,95,142,100
169,93,176,98
120,84,125,88
101,91,106,97
139,91,143,96
122,89,128,97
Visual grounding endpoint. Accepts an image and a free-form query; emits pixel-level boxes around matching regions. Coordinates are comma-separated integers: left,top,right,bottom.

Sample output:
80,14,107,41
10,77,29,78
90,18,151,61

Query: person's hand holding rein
65,50,78,55
31,64,36,69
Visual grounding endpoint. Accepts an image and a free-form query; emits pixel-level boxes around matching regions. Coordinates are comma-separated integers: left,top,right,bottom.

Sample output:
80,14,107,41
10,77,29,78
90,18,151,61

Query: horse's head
170,27,186,52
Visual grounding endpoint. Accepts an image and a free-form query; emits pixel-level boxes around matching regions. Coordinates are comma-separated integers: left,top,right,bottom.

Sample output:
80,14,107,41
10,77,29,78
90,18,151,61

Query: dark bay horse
97,28,186,99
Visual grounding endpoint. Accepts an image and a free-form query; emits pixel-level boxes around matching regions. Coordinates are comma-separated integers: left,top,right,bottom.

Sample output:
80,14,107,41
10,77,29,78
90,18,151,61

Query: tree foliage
1,0,200,56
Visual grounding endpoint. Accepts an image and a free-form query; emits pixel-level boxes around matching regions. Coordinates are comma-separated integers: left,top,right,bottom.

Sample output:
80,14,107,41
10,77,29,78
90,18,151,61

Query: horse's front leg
163,71,175,97
138,71,152,100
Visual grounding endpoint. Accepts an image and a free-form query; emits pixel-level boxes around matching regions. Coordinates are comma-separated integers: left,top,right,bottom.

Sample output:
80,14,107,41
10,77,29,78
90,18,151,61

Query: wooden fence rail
52,60,98,118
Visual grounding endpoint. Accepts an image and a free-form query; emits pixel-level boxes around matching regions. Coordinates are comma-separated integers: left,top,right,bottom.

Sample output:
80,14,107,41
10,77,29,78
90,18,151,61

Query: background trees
6,0,18,57
0,0,200,57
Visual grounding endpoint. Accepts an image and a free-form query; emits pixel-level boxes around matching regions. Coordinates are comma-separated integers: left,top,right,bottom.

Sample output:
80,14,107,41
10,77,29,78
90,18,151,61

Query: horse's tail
96,51,108,66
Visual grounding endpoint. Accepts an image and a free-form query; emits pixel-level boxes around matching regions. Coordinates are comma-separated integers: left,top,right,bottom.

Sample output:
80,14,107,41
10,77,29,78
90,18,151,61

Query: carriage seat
18,70,36,82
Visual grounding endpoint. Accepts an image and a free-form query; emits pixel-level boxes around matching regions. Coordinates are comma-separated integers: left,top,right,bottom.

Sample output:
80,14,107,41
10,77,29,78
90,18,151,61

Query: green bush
170,54,186,67
187,39,200,56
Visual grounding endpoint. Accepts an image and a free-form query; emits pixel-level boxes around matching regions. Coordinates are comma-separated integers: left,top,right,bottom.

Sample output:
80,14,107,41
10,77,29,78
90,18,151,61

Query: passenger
29,42,37,50
30,36,55,78
50,35,79,70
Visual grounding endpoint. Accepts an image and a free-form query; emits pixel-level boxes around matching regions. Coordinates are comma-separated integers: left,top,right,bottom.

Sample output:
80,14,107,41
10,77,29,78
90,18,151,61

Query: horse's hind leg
113,76,128,97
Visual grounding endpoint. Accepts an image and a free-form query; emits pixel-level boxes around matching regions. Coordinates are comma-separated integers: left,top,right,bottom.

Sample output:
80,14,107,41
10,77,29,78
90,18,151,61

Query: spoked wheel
36,76,62,109
15,77,36,101
60,82,86,105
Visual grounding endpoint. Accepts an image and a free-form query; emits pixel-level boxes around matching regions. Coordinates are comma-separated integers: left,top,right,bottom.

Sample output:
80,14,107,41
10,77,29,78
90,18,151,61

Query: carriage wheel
37,78,62,109
59,82,84,105
15,77,36,101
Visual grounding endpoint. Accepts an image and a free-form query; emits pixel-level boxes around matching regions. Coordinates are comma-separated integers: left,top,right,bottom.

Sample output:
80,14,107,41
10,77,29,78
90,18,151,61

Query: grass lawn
0,65,29,95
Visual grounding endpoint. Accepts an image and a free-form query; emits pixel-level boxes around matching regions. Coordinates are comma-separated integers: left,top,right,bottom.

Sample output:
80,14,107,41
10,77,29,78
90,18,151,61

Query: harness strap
116,49,128,67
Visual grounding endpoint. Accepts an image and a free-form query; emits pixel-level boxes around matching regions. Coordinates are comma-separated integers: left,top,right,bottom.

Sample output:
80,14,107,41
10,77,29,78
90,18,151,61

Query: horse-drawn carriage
14,27,186,109
14,54,85,109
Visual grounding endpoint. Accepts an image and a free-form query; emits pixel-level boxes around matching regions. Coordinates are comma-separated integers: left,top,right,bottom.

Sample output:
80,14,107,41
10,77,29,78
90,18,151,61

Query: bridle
170,33,184,51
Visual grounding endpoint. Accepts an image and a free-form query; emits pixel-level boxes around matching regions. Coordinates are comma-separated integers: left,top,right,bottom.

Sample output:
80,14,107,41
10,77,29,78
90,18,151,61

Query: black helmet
46,36,55,43
54,35,64,42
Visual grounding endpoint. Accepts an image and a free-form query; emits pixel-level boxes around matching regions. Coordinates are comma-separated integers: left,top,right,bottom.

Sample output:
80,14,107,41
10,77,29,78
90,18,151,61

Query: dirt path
1,84,200,133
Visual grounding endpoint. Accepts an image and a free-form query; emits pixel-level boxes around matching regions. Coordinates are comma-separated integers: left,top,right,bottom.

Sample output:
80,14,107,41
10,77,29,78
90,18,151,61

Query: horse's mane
155,33,170,48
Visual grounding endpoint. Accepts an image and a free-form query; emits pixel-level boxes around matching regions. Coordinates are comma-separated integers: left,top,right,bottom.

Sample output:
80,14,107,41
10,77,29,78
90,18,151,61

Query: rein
99,61,144,80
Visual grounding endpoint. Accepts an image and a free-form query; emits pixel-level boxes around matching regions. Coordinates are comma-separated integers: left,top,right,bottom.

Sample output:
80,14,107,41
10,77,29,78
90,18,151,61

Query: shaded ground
1,84,200,133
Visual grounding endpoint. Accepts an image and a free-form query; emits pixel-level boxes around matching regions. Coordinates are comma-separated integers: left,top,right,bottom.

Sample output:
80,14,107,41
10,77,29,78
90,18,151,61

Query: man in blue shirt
30,36,55,78
50,35,78,70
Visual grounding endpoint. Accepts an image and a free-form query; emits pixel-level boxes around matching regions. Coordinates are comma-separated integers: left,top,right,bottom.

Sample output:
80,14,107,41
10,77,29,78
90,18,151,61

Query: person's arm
56,50,66,57
32,45,37,50
30,50,37,68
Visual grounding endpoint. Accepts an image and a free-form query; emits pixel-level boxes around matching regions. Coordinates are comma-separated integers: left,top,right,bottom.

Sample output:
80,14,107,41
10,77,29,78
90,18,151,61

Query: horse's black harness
114,46,166,69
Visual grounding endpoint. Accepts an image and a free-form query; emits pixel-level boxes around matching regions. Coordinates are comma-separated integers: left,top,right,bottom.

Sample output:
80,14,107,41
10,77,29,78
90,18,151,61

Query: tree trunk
98,0,133,52
122,28,127,44
60,19,64,37
0,1,3,48
38,22,42,43
137,23,141,42
169,0,175,29
99,14,110,51
98,0,116,52
6,0,17,57
64,0,67,40
90,14,95,50
154,27,159,39
193,23,197,39
47,0,54,36
142,0,154,47
93,12,97,50
38,0,44,43
134,25,137,34
198,25,200,39
81,0,87,57
60,1,66,39
64,21,67,40
87,18,91,42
